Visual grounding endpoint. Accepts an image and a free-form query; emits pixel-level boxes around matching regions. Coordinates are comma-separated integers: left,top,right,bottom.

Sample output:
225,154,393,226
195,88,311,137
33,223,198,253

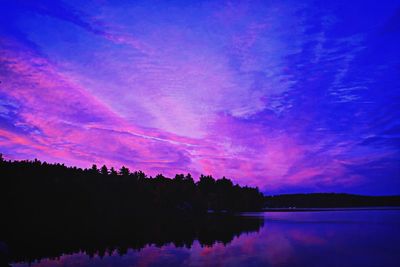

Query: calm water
12,210,400,267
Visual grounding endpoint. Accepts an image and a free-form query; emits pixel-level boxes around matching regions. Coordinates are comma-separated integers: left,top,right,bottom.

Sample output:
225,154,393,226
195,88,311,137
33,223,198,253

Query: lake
10,209,400,267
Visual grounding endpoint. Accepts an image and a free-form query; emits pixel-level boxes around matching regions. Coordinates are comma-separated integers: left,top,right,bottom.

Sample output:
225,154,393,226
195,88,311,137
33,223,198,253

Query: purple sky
1,0,399,194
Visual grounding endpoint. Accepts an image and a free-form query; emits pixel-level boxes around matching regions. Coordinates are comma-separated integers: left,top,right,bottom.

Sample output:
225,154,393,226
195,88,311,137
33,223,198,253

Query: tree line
0,154,265,217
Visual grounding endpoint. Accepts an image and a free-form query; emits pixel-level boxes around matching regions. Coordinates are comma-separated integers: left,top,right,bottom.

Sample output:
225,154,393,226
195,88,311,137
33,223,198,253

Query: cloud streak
1,0,399,194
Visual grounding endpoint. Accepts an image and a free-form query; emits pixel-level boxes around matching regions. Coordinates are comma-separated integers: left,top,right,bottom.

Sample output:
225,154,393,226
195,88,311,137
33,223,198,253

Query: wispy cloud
1,0,399,194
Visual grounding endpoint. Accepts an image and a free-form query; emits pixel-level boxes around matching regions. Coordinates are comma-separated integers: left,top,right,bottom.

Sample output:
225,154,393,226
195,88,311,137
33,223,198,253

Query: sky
0,0,399,195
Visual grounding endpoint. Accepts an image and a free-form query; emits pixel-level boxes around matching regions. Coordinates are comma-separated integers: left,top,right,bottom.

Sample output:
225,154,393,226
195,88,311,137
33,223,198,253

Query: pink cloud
1,1,396,193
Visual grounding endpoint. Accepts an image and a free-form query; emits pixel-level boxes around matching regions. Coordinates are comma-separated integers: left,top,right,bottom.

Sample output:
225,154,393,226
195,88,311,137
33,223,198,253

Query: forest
0,154,265,216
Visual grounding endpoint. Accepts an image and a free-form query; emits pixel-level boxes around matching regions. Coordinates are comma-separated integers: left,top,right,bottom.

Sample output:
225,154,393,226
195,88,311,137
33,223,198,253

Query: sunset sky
0,0,399,194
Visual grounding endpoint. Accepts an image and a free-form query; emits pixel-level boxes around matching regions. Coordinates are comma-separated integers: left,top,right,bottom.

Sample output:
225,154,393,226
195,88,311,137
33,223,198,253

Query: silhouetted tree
155,174,166,181
184,173,194,183
90,164,99,174
174,174,184,182
109,167,118,176
119,166,130,176
100,165,108,176
136,170,146,181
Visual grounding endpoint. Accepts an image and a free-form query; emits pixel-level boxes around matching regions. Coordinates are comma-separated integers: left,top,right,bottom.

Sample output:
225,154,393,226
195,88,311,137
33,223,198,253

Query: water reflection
7,210,400,267
2,214,264,265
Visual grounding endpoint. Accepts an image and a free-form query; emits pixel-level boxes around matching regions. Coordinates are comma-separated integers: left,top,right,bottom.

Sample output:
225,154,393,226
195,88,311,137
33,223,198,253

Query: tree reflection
2,214,264,265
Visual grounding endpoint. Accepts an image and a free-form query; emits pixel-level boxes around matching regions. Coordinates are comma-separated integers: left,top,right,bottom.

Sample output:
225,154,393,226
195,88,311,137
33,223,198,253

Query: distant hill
264,193,400,208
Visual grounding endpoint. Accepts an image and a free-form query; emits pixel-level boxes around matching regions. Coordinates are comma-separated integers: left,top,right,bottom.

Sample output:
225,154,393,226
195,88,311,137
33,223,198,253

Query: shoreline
262,207,400,212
